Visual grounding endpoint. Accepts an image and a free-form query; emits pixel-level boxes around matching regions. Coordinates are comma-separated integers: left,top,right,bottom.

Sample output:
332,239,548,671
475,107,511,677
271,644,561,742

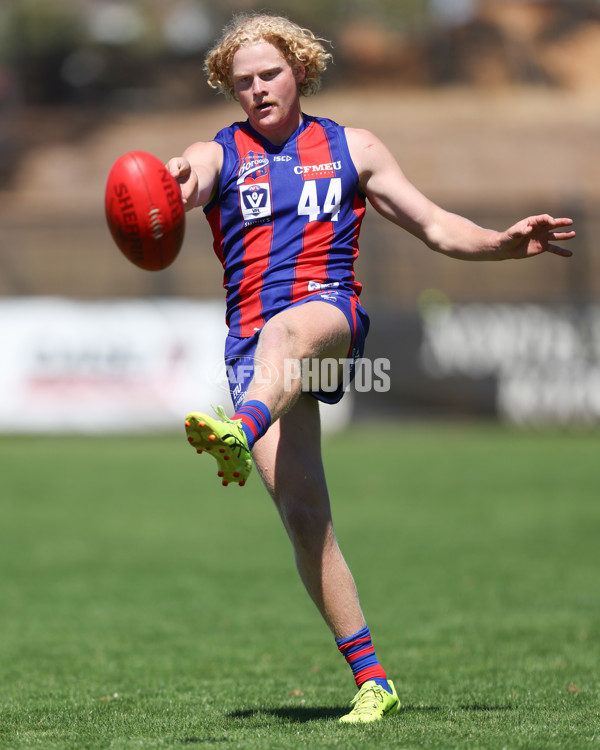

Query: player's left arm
345,127,575,260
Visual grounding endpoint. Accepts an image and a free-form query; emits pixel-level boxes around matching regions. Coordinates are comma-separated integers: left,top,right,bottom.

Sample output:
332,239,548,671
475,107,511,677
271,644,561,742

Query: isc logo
273,155,292,162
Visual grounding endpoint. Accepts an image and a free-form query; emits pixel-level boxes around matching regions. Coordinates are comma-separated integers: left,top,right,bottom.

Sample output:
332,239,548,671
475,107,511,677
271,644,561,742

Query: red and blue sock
232,400,271,451
336,625,392,694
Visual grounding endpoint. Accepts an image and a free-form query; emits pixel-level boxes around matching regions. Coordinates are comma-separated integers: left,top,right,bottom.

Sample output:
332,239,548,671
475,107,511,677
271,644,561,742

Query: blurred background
0,0,599,431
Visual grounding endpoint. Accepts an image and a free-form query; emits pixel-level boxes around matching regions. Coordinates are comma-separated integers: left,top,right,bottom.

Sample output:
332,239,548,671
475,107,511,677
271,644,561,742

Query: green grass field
1,423,599,749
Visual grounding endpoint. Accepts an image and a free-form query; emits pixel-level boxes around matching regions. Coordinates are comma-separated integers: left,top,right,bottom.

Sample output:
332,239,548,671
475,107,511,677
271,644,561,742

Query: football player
167,13,575,723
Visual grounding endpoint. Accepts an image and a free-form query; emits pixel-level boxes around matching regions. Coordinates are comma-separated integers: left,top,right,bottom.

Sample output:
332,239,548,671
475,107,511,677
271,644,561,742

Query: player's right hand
166,156,198,209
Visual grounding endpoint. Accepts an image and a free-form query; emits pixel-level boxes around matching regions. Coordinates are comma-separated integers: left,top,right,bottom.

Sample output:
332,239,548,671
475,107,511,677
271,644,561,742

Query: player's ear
294,63,306,85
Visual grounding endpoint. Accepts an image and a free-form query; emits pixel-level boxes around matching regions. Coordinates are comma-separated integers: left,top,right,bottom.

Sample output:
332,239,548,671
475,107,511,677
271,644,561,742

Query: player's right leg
185,300,351,486
247,300,352,420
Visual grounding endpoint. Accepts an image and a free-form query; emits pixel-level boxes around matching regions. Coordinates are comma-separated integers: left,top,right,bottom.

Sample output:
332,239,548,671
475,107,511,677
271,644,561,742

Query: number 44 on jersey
298,178,342,222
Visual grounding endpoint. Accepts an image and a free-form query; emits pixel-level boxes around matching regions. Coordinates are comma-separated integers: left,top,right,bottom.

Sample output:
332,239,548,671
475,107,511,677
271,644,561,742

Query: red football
105,150,185,271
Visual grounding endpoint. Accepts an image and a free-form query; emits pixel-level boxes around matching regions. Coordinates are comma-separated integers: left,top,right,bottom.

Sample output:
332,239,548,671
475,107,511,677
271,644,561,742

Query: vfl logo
240,183,272,225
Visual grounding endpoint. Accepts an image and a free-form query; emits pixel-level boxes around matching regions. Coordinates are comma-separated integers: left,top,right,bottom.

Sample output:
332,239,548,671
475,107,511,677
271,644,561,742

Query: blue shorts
224,290,370,411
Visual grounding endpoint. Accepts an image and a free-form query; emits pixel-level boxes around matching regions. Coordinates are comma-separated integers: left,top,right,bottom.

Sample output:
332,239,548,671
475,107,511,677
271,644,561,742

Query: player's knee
258,317,293,352
281,500,332,549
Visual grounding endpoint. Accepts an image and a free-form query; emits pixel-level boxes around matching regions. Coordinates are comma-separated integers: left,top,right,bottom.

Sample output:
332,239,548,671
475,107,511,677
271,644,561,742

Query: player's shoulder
303,114,367,153
213,120,246,142
344,127,391,173
344,126,382,148
183,138,223,170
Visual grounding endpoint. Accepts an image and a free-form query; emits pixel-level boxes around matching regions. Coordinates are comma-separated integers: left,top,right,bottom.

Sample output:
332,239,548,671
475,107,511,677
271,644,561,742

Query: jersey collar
242,114,313,152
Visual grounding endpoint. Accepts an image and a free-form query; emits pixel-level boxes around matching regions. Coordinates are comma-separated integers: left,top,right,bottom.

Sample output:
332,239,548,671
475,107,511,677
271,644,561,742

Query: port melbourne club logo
238,152,272,226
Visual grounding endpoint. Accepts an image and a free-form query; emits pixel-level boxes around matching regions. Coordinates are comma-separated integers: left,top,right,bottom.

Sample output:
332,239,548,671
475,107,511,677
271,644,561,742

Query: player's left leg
252,393,399,722
252,392,364,636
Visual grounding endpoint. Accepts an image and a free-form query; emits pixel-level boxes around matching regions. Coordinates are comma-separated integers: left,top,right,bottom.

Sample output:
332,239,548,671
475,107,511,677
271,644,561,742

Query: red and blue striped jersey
203,115,367,338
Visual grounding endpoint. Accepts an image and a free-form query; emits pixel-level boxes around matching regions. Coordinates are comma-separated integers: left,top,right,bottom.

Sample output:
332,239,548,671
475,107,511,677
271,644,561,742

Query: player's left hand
499,214,575,259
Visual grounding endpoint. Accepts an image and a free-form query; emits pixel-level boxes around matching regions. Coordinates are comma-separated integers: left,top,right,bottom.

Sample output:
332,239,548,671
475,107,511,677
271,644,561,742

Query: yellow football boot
339,680,400,724
184,407,252,487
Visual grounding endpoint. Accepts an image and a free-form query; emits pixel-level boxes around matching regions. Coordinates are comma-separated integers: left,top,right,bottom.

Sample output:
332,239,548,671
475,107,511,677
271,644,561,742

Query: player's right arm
166,140,223,211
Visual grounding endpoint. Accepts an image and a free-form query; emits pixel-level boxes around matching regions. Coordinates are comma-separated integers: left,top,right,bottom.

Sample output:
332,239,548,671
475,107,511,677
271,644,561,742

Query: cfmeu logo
294,160,341,179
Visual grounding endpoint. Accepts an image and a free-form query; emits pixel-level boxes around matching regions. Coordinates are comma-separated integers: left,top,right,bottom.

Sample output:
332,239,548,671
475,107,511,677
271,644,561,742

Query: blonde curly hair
204,13,333,99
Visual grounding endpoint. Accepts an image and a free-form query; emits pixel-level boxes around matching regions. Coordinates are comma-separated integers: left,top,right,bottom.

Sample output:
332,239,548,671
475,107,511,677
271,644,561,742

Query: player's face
232,42,305,145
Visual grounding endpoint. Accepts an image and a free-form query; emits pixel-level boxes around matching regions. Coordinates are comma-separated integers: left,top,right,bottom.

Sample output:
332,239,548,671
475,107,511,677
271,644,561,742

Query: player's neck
249,109,304,146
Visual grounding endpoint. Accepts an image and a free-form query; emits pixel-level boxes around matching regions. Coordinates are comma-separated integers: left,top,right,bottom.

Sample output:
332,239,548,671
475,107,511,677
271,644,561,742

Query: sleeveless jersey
203,115,367,338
